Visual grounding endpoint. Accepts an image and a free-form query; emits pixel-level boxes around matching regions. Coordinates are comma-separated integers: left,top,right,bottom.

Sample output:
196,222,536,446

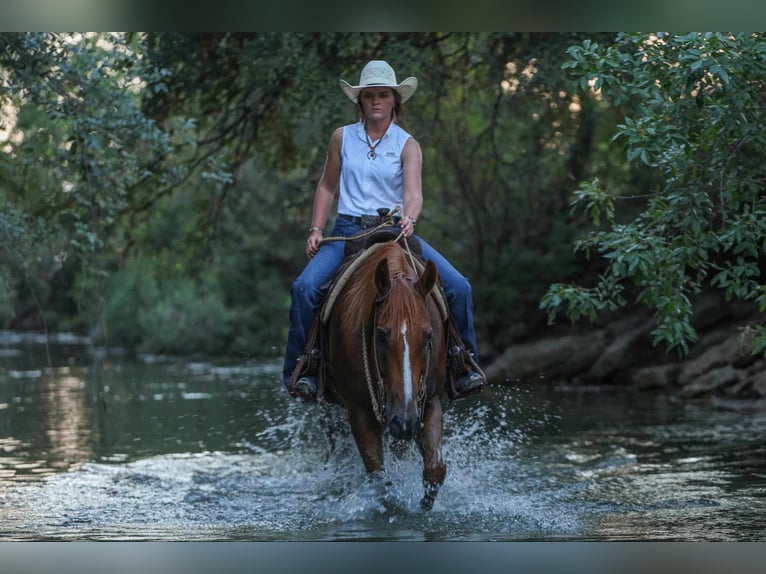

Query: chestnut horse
325,240,447,510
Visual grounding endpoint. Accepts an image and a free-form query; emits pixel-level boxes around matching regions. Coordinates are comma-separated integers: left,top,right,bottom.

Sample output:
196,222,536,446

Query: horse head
373,256,439,440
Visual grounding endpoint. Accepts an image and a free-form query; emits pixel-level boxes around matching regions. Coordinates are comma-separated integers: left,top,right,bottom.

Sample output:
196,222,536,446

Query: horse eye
375,327,390,346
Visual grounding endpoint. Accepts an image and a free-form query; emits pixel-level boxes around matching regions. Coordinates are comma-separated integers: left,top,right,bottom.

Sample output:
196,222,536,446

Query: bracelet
308,226,322,233
406,215,417,225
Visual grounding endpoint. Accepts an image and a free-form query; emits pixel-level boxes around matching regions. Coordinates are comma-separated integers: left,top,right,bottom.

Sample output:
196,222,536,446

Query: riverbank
484,291,766,408
5,289,766,409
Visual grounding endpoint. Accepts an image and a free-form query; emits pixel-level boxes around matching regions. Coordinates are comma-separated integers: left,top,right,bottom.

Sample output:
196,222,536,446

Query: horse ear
375,258,390,296
416,259,439,298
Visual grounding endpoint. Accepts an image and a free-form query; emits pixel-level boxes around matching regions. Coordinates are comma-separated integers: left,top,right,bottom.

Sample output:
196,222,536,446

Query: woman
283,60,484,400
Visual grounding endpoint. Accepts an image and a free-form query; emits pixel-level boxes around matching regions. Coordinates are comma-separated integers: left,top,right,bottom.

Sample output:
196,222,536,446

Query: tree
541,33,766,354
0,33,638,359
0,33,205,332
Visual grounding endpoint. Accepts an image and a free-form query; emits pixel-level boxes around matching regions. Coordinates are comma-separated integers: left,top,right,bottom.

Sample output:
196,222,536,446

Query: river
1,333,765,541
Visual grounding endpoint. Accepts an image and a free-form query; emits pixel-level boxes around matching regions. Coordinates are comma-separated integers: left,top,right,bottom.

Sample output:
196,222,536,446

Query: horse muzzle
387,410,420,440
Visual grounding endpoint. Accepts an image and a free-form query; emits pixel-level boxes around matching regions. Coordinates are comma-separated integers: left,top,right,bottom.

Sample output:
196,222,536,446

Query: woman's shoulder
330,125,347,144
334,123,359,142
391,122,416,143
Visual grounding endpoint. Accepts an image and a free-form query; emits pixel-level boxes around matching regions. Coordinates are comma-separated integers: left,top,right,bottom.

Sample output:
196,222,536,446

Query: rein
319,205,421,276
319,205,403,246
361,322,385,425
320,203,421,299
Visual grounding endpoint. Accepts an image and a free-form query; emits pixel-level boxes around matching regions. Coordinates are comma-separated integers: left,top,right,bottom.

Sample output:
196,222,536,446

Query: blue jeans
282,217,479,385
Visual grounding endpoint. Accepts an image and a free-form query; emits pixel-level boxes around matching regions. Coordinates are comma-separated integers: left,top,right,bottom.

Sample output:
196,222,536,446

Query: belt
338,213,400,229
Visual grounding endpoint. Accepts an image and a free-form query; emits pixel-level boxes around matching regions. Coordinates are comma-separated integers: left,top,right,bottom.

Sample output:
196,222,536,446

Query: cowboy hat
339,60,417,104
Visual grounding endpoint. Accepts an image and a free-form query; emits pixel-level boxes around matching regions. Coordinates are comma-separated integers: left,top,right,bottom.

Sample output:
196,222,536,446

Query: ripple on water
5,381,764,541
0,386,584,541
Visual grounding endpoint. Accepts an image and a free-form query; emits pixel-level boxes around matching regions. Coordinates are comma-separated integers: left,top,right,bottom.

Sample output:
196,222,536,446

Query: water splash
0,384,580,541
3,355,765,541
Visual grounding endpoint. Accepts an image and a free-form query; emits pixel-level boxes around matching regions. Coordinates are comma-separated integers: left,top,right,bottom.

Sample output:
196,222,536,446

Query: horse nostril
388,413,418,440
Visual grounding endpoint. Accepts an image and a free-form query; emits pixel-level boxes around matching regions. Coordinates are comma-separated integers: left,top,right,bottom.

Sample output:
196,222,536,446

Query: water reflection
0,366,96,481
45,374,95,473
1,337,766,540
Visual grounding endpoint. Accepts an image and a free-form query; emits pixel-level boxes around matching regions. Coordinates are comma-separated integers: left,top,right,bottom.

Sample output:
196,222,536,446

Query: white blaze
401,322,413,407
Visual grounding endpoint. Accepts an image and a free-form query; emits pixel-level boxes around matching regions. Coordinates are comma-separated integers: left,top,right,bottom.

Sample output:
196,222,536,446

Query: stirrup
455,371,484,394
293,376,318,402
446,342,486,400
288,347,321,402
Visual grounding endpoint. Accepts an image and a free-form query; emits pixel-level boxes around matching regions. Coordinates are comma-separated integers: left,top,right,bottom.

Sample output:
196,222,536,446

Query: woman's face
359,88,395,122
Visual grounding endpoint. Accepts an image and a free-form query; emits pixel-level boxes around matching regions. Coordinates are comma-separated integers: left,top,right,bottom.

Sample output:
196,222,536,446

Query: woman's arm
306,127,343,258
400,136,423,237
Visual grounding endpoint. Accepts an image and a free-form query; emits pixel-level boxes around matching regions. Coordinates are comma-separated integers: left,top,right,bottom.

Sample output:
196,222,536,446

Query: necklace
364,123,384,159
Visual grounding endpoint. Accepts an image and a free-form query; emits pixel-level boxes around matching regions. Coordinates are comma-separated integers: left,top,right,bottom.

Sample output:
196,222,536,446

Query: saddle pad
319,242,448,325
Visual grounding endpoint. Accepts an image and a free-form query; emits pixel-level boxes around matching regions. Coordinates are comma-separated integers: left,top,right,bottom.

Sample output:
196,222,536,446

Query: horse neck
376,273,421,327
339,243,414,332
373,248,435,358
382,247,414,281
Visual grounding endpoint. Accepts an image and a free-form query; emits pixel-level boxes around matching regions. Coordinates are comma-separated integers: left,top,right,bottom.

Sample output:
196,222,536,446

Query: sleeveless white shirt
338,122,412,216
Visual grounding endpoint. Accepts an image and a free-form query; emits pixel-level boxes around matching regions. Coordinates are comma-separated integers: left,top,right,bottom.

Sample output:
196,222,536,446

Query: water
1,334,765,541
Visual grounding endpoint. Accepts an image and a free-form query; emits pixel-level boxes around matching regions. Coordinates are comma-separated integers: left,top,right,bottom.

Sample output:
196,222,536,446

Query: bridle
361,281,431,427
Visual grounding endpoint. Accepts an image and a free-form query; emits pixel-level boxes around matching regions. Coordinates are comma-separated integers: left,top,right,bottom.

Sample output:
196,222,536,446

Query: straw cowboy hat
339,60,418,104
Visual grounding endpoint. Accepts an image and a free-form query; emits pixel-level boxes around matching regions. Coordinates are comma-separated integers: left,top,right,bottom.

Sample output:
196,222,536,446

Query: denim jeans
282,216,479,385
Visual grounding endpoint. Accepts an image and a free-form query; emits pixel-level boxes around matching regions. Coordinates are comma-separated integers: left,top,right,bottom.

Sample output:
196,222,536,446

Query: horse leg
347,407,396,507
347,407,385,474
321,404,337,466
417,397,446,511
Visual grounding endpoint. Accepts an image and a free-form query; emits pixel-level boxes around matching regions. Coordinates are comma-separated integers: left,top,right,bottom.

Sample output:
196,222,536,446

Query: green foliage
543,33,766,354
1,32,688,361
571,178,614,226
136,277,232,356
0,33,209,332
408,33,621,338
102,263,234,355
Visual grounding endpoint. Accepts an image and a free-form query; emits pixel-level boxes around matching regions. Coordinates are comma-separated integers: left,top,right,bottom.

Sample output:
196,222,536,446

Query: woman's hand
306,229,323,259
399,215,416,237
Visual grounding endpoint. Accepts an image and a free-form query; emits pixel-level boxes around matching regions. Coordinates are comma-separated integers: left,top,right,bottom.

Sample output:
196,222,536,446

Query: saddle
343,226,422,258
318,228,435,324
288,228,474,403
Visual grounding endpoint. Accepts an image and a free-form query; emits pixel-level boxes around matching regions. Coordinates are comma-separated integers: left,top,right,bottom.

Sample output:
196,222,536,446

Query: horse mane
338,242,419,335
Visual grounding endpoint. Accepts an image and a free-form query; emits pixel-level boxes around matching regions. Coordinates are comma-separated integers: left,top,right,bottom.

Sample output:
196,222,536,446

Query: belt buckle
360,214,381,229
